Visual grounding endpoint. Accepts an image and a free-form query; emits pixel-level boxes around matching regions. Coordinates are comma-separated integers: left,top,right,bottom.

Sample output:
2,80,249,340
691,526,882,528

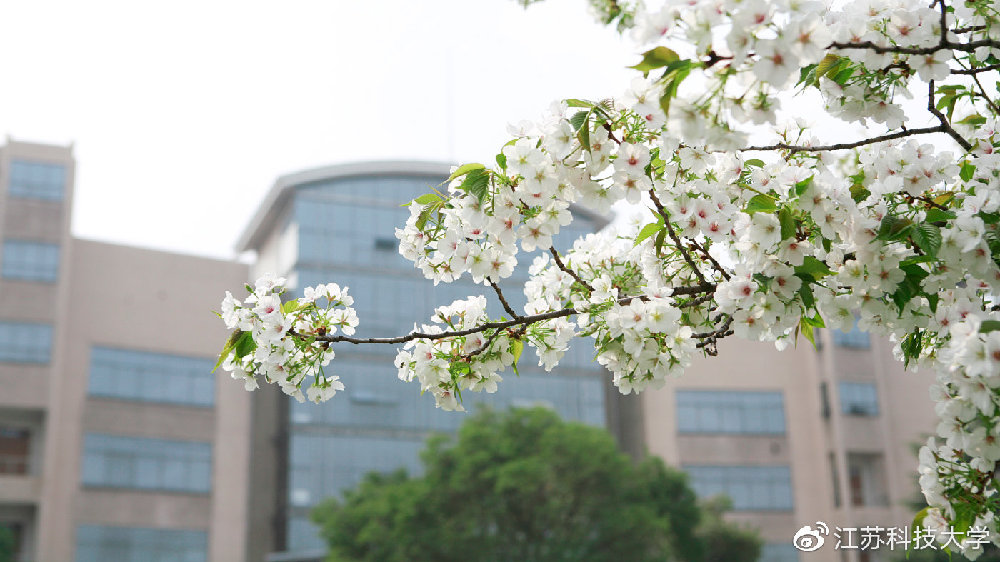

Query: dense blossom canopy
217,0,1000,556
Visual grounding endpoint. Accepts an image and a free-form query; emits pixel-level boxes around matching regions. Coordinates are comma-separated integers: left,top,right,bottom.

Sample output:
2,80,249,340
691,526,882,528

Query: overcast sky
0,0,636,259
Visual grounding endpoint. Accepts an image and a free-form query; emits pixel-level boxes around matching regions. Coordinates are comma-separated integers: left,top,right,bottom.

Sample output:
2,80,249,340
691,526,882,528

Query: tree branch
686,241,731,281
647,189,709,285
548,246,595,293
301,283,716,346
487,276,522,319
927,80,974,151
829,38,1000,56
742,126,949,153
951,64,1000,75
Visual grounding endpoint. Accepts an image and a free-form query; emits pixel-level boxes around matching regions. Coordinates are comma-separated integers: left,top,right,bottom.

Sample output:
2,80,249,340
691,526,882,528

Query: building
642,324,940,562
0,139,252,561
234,161,627,560
0,138,942,561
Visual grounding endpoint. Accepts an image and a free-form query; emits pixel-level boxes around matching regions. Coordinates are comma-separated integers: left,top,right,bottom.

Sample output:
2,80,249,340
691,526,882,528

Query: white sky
0,0,635,259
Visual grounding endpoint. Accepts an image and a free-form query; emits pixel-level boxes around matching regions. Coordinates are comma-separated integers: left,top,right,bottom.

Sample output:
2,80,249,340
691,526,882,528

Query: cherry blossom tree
216,0,1000,557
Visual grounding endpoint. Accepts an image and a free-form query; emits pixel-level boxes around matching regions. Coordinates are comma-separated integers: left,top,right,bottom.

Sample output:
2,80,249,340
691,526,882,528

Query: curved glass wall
283,172,608,552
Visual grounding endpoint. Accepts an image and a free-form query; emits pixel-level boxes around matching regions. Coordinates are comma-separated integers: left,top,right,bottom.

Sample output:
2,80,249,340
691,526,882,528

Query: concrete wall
36,240,251,561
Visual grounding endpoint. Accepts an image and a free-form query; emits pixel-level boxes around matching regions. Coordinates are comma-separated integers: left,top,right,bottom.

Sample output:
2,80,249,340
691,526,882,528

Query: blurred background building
0,139,252,562
0,139,939,562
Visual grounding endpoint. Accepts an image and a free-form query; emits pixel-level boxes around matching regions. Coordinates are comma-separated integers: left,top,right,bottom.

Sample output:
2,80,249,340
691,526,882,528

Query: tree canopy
218,0,1000,556
311,407,760,562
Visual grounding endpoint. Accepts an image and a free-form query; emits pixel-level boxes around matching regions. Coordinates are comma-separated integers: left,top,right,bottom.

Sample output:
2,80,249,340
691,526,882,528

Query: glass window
846,453,888,507
289,359,605,432
2,240,60,282
8,160,66,201
81,433,212,493
839,382,878,416
75,525,207,562
684,465,794,511
833,317,869,348
0,427,30,474
88,346,215,406
676,390,786,434
0,321,52,363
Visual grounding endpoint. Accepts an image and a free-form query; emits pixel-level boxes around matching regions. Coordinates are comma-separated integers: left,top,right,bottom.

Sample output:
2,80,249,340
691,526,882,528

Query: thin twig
548,246,595,293
648,189,708,285
679,293,715,308
687,241,731,281
465,327,506,359
952,25,986,34
951,64,1000,75
927,80,974,151
693,314,735,356
486,276,521,319
969,70,1000,114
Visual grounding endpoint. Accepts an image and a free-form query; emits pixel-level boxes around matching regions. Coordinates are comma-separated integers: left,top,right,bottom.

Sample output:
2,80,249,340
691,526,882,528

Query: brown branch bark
548,246,595,293
300,283,716,345
486,276,522,319
647,189,708,285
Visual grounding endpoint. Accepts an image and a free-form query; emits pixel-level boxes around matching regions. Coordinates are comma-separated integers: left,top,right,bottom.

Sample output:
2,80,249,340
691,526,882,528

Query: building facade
642,324,940,562
0,139,252,562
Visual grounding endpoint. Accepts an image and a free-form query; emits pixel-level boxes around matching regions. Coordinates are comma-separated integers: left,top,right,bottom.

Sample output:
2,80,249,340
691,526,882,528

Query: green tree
312,407,761,562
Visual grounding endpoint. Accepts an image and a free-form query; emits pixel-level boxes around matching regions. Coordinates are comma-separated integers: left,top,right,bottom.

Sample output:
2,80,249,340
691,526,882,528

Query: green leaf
799,320,816,348
794,175,814,197
960,161,976,182
801,312,825,329
911,223,942,258
778,207,796,241
447,163,486,183
796,64,818,88
213,330,244,373
850,184,871,203
745,194,777,214
634,222,663,247
980,320,1000,333
495,153,507,169
980,211,1000,225
565,98,595,108
797,279,815,308
569,110,590,131
459,168,491,203
958,113,986,126
831,64,854,85
658,60,694,117
815,54,841,78
925,208,955,224
654,228,666,256
628,46,680,74
875,215,913,242
510,339,524,375
745,158,765,168
233,331,256,360
412,193,442,206
281,300,301,314
901,329,923,369
891,264,929,311
794,256,832,281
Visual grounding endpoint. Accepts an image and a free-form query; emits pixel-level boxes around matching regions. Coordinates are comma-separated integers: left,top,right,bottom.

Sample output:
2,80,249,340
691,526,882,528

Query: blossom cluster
218,274,357,404
219,0,1000,549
